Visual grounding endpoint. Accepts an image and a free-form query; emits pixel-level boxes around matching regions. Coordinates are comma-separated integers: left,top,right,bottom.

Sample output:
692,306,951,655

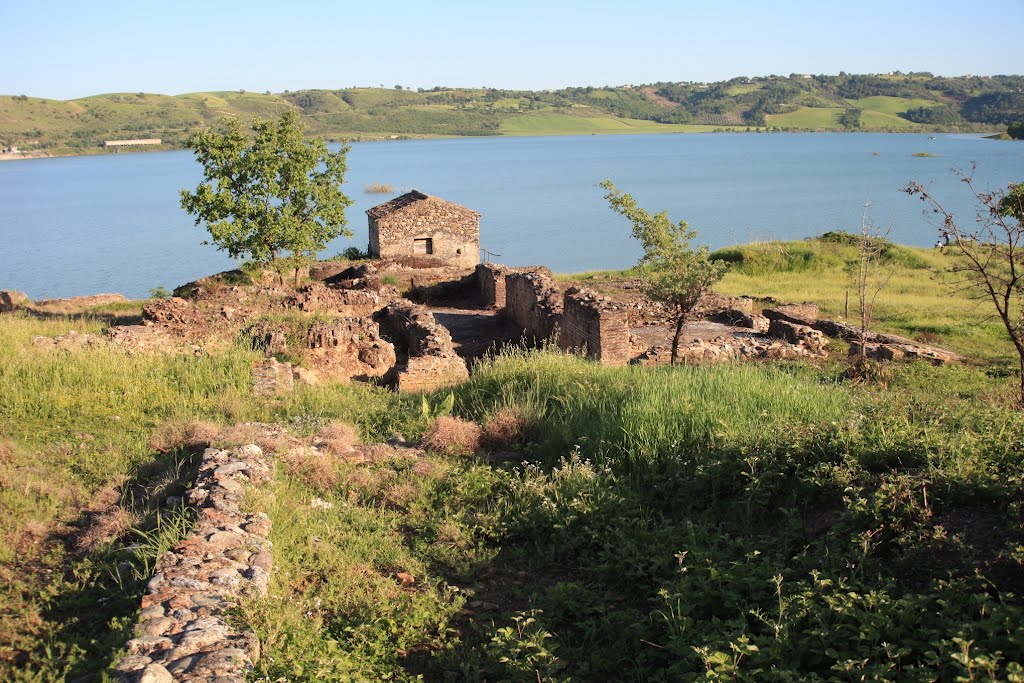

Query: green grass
237,348,1024,680
765,106,844,128
846,96,941,116
711,237,1017,365
500,111,736,136
3,244,1024,680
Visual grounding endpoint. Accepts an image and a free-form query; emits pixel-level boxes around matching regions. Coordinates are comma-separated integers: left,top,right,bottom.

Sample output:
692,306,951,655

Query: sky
3,0,1022,100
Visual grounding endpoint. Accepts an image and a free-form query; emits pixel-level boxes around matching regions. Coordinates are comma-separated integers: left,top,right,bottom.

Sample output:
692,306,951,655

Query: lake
1,133,1022,299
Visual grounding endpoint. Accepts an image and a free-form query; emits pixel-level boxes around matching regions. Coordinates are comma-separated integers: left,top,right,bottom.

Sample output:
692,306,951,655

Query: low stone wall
378,300,469,391
505,269,562,342
114,444,274,683
558,287,630,365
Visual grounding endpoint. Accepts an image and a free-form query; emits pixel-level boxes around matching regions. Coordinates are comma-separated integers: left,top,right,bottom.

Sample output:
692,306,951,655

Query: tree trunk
670,317,685,366
1019,354,1024,408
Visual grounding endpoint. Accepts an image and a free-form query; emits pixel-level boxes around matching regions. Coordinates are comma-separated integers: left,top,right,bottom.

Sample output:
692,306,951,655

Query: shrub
422,416,481,455
364,182,395,194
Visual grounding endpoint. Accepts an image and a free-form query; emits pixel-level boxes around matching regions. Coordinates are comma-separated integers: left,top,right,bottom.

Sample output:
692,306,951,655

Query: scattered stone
310,497,334,510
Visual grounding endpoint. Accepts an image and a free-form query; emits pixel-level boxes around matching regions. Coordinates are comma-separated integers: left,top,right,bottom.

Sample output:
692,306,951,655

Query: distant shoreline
1,128,1007,164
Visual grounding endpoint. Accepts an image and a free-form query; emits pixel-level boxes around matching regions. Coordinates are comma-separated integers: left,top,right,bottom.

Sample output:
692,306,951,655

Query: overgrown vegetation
2,235,1024,679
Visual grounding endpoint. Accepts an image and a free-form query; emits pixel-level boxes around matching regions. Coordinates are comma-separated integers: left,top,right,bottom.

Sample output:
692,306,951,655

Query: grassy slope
709,238,1016,365
499,111,736,135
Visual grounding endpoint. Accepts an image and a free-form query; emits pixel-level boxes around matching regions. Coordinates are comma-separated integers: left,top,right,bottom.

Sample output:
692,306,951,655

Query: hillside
2,72,1023,155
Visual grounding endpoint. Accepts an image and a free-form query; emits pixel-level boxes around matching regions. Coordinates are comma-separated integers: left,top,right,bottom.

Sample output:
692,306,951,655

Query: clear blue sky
4,0,1022,99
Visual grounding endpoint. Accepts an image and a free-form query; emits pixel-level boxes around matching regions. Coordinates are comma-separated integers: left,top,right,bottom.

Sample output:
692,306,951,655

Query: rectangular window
413,238,433,255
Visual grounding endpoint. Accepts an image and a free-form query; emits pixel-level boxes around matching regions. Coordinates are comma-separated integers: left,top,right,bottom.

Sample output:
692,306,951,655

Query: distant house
366,190,480,268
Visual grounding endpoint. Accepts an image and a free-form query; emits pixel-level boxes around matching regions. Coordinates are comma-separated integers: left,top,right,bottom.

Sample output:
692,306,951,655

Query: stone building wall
368,193,480,268
504,269,562,342
558,287,630,365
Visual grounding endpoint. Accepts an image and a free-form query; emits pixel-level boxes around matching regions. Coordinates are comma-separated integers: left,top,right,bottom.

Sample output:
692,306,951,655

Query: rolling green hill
2,72,1022,156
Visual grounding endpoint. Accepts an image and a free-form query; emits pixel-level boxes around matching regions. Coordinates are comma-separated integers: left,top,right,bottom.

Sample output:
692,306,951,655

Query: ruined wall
504,269,562,342
114,444,273,683
370,196,479,268
476,263,511,309
378,300,469,391
558,287,630,365
287,282,396,317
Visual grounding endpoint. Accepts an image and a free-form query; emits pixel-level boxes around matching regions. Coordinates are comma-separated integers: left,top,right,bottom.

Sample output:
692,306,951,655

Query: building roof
365,190,479,219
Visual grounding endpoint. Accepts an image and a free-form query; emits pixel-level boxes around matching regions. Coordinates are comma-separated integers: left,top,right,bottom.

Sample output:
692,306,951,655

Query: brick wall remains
476,263,511,309
558,287,631,365
504,268,562,342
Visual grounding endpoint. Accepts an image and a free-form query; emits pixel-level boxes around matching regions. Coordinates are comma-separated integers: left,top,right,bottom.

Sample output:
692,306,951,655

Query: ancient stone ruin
558,287,631,365
114,444,273,683
377,300,470,392
367,190,480,268
504,268,563,342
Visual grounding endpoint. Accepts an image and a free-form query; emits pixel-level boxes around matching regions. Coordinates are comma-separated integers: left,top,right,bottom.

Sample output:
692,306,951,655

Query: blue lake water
1,132,1022,299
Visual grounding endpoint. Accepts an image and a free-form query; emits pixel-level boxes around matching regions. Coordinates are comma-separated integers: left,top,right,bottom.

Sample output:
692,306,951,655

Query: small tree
601,180,728,364
903,168,1024,404
180,110,353,285
848,201,894,362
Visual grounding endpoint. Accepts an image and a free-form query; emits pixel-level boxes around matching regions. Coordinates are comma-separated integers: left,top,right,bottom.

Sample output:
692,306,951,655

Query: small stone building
366,190,480,268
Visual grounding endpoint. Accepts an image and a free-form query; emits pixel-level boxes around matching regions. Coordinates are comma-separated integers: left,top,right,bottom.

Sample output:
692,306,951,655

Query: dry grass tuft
410,458,444,479
480,406,538,451
149,419,220,453
422,416,481,455
216,423,285,452
76,506,134,553
346,468,372,490
315,421,359,456
0,439,14,465
384,483,418,509
282,447,341,490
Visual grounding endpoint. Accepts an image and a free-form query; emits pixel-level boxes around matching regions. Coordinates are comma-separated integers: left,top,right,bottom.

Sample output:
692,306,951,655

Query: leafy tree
1008,120,1024,140
904,168,1024,404
600,180,728,364
180,110,353,284
839,108,862,129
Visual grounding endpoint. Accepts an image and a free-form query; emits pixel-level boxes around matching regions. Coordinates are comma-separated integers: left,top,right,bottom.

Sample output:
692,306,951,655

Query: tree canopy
180,110,352,282
600,180,728,364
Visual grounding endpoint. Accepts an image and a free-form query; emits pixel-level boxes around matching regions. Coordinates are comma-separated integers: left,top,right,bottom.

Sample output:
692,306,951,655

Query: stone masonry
476,263,512,309
504,269,563,343
367,190,480,268
558,287,631,365
114,444,274,683
378,300,469,392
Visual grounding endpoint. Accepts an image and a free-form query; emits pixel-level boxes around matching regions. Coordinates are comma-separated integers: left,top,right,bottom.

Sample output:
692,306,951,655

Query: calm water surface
1,133,1022,299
